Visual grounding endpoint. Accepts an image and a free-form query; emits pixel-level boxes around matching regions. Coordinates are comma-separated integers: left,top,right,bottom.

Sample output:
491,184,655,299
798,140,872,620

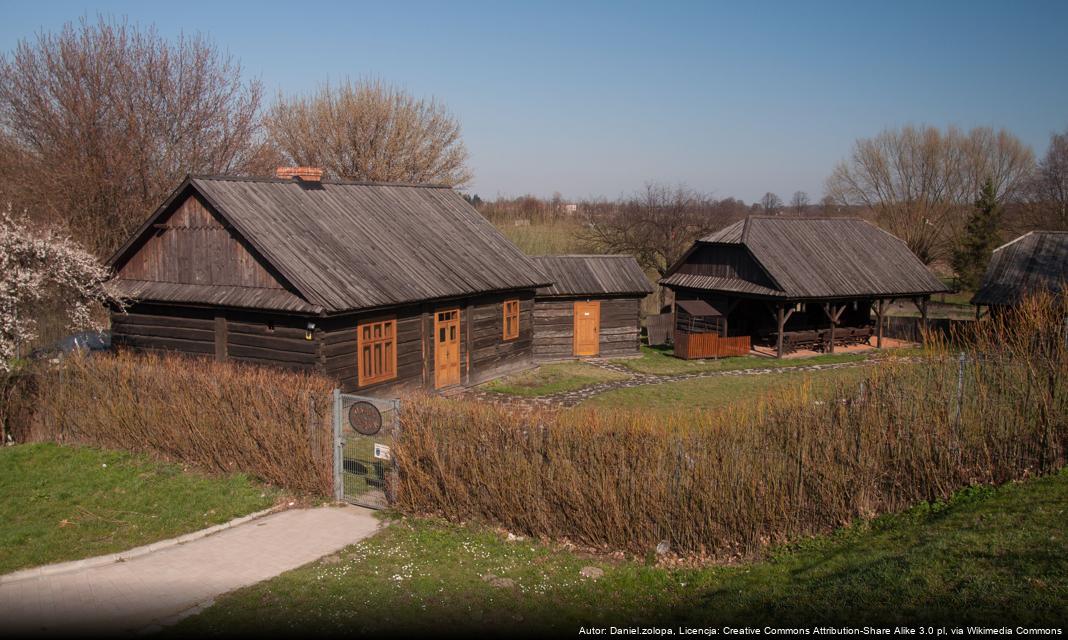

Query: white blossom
0,208,124,370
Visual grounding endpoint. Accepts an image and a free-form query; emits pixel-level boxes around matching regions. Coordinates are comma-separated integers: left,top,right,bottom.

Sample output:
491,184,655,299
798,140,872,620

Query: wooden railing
673,332,750,360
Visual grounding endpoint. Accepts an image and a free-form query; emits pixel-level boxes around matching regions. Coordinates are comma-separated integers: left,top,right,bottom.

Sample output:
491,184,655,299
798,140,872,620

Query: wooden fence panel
673,332,750,359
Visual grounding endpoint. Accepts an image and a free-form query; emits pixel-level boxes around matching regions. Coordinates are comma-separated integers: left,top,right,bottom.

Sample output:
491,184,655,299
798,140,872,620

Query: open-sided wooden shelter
529,255,653,359
971,231,1068,313
660,216,948,358
106,170,551,396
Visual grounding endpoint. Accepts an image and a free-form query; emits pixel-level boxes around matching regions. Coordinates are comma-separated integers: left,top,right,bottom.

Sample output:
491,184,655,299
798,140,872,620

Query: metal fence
332,390,400,509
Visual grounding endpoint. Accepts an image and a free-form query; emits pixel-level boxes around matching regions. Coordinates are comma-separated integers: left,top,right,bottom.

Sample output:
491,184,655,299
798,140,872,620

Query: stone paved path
0,506,380,636
464,357,880,408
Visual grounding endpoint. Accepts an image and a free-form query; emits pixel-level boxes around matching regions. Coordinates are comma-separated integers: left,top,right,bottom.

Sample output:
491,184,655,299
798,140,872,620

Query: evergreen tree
952,179,1002,290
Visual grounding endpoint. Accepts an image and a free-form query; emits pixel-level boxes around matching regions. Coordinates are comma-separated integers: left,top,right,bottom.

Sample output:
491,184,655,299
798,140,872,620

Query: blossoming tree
0,209,122,371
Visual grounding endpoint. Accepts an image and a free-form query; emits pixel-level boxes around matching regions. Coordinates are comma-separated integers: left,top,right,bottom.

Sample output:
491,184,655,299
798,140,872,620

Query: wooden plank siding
533,296,642,360
674,332,750,359
118,195,285,290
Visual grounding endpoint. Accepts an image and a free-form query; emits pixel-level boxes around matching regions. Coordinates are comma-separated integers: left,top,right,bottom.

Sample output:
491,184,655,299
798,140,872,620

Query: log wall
533,296,642,360
112,290,539,397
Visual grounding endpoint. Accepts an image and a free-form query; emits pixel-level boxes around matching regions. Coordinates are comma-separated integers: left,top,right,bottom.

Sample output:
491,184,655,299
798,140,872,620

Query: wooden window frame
502,299,520,340
357,317,397,387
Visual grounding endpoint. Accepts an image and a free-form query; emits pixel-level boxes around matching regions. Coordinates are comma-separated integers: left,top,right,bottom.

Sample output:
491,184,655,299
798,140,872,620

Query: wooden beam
920,296,929,344
214,314,227,362
776,303,786,359
875,299,885,349
823,302,844,353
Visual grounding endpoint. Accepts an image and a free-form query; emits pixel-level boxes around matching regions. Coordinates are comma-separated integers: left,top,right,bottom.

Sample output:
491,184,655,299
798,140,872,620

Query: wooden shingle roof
662,216,947,299
971,231,1068,306
530,255,654,298
110,175,551,314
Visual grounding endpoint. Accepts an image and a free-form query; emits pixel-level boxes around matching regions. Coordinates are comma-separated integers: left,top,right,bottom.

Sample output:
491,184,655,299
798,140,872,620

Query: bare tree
585,183,740,306
1019,129,1068,231
790,191,809,215
760,192,783,215
267,79,471,188
826,124,1034,264
0,17,271,257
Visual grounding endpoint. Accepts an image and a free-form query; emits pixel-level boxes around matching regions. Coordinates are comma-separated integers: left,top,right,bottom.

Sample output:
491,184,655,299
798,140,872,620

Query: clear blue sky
1,0,1066,203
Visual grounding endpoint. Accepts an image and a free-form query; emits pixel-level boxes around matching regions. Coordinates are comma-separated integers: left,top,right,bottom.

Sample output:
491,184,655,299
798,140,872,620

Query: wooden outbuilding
971,231,1068,314
529,255,654,360
660,216,948,358
106,170,551,396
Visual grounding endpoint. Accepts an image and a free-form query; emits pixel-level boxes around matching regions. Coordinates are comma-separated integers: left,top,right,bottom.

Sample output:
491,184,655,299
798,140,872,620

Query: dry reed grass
393,293,1067,558
13,351,335,494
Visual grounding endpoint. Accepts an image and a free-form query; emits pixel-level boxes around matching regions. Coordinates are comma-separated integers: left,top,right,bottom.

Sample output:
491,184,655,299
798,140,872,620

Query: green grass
483,361,630,397
615,345,870,376
0,443,279,574
583,364,869,412
172,469,1068,634
494,220,593,255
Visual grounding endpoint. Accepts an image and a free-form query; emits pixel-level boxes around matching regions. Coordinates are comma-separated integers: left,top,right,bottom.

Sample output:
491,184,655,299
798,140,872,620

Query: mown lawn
583,363,869,412
172,469,1068,634
0,443,280,574
483,361,630,397
616,345,870,376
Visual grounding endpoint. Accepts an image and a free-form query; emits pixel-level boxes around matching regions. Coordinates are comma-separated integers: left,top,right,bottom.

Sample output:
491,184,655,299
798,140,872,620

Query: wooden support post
776,304,786,359
823,303,845,353
920,296,929,343
876,299,885,349
722,297,740,337
828,304,836,353
214,314,227,362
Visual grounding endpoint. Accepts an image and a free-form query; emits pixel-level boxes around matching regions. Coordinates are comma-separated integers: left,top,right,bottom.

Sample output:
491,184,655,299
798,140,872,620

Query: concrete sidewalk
0,505,380,636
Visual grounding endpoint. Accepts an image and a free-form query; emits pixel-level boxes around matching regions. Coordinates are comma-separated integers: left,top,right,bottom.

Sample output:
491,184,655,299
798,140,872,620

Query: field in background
493,219,593,255
171,469,1068,634
0,443,278,574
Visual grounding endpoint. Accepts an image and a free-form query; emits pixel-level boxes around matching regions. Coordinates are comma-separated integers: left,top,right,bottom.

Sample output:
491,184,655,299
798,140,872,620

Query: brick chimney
275,166,324,182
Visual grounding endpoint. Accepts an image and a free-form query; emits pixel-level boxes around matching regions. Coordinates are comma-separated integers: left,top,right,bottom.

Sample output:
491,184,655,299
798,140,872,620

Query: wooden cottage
971,231,1068,313
529,255,654,359
660,216,947,358
106,170,551,396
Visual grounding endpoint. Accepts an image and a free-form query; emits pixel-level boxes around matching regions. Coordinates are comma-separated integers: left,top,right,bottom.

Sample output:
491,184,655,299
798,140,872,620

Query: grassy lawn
172,469,1068,634
483,361,630,397
0,443,279,574
612,344,871,376
494,220,593,255
582,364,869,412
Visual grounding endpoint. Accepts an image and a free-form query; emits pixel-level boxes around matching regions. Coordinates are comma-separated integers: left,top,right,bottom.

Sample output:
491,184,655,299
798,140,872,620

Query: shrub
17,351,334,495
393,293,1067,558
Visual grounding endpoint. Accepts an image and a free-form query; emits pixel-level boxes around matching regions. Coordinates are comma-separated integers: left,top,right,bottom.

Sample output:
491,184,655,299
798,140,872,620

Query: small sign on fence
373,443,391,461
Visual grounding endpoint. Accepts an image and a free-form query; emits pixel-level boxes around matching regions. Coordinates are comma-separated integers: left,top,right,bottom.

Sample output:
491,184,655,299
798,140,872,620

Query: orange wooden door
573,301,600,356
434,309,461,388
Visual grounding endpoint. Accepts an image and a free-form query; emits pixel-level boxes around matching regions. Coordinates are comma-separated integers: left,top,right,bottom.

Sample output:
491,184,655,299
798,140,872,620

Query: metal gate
332,390,400,509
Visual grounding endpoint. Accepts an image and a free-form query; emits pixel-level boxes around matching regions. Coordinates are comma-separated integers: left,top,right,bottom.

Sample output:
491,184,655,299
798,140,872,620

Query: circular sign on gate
348,401,383,436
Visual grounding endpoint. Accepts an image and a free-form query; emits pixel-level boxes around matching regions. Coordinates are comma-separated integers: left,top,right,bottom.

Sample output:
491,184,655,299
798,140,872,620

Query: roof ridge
746,215,869,222
189,174,452,189
530,254,635,259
